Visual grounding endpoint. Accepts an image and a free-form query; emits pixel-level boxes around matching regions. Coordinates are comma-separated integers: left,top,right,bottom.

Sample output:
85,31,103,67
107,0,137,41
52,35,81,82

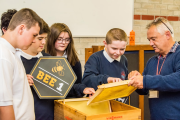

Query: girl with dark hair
45,23,95,98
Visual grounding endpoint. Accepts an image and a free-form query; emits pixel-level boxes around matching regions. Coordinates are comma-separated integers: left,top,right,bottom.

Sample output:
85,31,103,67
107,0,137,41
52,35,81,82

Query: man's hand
107,77,122,83
128,70,141,79
128,75,144,89
27,74,34,86
83,88,95,98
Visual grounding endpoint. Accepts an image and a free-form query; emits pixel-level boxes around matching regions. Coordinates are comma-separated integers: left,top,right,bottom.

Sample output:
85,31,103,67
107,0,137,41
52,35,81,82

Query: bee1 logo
30,57,77,99
52,60,65,76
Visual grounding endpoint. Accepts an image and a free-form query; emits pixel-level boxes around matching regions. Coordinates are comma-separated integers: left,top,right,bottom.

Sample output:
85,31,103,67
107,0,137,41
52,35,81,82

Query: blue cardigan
137,43,180,120
82,50,128,90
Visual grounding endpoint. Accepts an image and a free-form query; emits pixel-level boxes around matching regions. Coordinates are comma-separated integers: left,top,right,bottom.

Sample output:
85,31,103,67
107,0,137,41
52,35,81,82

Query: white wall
0,0,134,37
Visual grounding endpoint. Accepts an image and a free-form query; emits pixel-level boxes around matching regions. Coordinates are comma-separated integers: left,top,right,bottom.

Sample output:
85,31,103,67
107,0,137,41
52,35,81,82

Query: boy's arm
0,59,14,119
67,83,95,98
67,83,86,97
0,106,15,120
82,55,109,90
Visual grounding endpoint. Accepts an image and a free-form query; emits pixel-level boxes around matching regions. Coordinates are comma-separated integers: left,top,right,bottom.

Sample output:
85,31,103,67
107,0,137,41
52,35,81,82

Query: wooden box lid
87,80,136,105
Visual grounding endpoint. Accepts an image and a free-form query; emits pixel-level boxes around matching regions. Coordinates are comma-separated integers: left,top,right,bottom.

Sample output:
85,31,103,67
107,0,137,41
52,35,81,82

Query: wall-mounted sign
30,57,77,99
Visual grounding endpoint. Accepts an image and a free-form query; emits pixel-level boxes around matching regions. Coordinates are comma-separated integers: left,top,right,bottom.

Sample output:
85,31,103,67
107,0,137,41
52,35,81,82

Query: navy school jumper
82,50,128,90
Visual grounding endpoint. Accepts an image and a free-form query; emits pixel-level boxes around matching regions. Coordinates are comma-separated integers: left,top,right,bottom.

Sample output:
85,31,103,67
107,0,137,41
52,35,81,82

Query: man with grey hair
128,17,180,119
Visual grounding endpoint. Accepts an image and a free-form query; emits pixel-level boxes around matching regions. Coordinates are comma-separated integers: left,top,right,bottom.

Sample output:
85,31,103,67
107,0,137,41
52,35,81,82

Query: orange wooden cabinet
54,99,141,120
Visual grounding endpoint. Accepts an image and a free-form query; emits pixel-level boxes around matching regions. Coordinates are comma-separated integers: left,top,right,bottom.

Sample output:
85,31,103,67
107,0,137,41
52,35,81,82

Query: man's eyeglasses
154,18,173,34
57,38,70,43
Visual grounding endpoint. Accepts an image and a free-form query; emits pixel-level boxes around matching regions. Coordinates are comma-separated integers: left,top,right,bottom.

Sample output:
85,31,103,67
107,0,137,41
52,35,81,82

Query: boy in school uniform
82,28,128,90
16,19,53,120
0,8,42,120
1,9,17,35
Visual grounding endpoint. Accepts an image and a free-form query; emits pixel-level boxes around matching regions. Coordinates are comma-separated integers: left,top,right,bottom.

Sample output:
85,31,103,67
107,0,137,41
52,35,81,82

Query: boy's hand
27,74,34,86
107,77,122,83
83,88,95,98
128,70,141,79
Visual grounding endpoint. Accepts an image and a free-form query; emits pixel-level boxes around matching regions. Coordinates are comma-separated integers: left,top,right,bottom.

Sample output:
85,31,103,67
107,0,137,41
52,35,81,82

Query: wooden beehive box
54,80,141,120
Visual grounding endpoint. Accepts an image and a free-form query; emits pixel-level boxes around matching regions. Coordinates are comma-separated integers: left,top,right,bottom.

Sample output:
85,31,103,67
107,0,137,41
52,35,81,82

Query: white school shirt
16,49,43,60
0,37,35,120
103,48,121,63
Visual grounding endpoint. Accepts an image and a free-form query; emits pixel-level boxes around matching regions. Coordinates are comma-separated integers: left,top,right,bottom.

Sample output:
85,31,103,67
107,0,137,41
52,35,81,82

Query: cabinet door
124,51,139,108
124,50,157,120
144,50,157,120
